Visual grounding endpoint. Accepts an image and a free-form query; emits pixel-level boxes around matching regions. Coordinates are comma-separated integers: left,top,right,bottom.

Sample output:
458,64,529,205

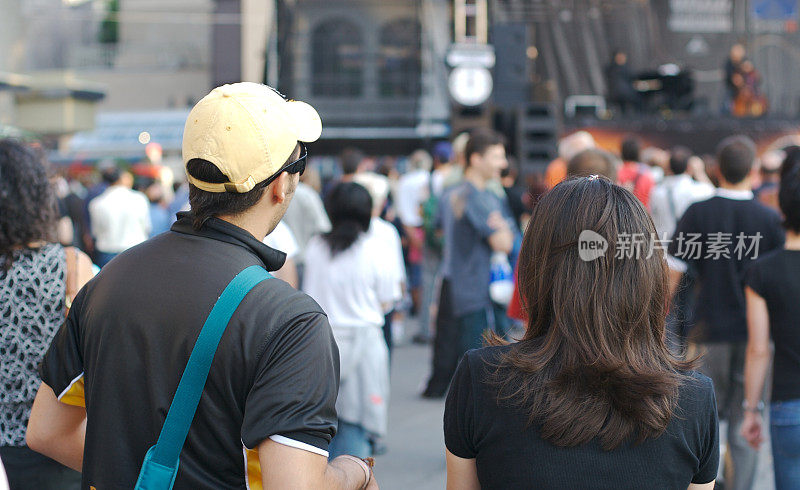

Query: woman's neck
785,231,800,251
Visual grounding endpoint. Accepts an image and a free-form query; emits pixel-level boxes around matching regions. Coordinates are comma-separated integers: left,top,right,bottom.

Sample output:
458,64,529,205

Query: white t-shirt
303,234,399,329
366,217,406,299
263,221,299,259
88,186,151,253
650,174,715,239
395,169,430,227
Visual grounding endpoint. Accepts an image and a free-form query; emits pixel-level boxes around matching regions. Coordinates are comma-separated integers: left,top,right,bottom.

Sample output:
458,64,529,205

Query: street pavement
374,338,775,490
374,341,447,490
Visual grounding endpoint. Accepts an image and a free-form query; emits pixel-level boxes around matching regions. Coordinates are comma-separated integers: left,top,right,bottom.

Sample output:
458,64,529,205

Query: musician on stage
606,50,641,115
723,44,746,114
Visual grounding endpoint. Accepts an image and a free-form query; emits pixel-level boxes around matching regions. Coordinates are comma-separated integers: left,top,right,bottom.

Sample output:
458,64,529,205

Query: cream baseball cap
183,82,322,193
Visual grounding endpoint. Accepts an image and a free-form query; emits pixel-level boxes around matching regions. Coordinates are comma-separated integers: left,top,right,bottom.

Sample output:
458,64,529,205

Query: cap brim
285,100,322,143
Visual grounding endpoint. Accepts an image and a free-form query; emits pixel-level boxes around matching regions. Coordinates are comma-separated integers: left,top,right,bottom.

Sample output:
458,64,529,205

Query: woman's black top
444,345,719,489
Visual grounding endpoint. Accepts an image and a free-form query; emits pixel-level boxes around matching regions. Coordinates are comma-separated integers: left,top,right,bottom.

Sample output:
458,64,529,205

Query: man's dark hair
465,128,505,167
323,182,372,256
717,135,756,184
567,149,619,182
186,146,299,230
0,139,57,269
101,165,122,184
669,146,692,175
780,146,800,179
340,147,365,176
779,146,800,233
779,164,800,233
620,137,640,162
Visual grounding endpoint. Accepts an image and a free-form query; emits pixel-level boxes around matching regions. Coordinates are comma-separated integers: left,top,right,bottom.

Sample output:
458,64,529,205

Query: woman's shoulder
676,370,716,412
9,242,64,267
461,344,516,380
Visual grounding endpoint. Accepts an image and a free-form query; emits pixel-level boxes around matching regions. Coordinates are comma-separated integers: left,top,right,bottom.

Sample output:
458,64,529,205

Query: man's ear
270,172,290,204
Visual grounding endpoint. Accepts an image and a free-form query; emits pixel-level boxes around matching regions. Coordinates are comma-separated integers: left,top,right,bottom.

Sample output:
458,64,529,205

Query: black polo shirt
40,213,340,489
667,195,784,343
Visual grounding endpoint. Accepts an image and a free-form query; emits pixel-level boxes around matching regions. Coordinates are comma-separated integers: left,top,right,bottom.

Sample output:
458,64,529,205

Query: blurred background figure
0,139,92,490
741,153,800,490
144,181,171,238
545,131,596,189
650,146,715,239
641,146,670,183
617,136,655,209
88,167,150,267
755,149,786,211
606,50,641,115
283,171,331,286
566,148,619,182
303,183,393,459
724,44,747,114
395,149,432,319
353,172,406,359
263,220,300,288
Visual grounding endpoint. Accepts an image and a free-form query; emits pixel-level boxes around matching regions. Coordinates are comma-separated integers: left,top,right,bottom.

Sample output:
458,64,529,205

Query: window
312,19,364,97
378,19,421,97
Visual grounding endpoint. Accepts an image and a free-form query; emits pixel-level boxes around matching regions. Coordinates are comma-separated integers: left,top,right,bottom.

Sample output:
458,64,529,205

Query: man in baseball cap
29,83,377,489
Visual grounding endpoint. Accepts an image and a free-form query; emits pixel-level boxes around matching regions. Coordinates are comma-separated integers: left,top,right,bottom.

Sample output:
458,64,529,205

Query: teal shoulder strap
135,265,272,489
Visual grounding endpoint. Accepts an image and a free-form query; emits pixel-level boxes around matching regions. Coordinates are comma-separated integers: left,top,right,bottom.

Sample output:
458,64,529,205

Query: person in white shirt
303,182,394,460
263,220,300,288
650,146,715,239
88,169,151,267
282,180,331,284
353,172,407,353
395,150,432,228
394,149,432,316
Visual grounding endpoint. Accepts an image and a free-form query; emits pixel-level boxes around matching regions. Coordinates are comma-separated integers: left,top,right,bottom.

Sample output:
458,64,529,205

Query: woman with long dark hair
444,176,719,489
303,182,395,459
0,139,92,489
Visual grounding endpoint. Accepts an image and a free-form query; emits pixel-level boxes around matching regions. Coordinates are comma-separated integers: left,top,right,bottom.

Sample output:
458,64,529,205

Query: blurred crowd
2,120,800,489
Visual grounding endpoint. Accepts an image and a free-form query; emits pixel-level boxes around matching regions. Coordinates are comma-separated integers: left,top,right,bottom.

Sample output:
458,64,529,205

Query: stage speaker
516,103,557,175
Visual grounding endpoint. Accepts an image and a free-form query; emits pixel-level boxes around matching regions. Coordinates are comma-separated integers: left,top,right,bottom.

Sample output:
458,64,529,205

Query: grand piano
633,64,695,112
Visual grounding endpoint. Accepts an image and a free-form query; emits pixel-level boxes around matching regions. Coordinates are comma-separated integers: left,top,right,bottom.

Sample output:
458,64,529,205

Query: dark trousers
382,310,394,364
423,279,460,395
460,303,510,352
695,342,759,490
0,445,81,490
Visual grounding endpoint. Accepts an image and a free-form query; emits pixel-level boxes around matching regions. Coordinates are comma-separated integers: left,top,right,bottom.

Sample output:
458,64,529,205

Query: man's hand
486,211,508,231
486,211,513,255
740,411,764,449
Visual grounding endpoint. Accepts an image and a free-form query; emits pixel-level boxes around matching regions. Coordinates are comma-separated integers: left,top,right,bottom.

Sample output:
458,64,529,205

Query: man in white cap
27,83,377,489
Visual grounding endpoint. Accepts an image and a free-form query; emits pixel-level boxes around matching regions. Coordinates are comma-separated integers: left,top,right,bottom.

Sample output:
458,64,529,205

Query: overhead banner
668,0,733,32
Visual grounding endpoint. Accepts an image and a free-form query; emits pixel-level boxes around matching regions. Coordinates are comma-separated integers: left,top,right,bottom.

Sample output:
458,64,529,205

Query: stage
564,115,800,157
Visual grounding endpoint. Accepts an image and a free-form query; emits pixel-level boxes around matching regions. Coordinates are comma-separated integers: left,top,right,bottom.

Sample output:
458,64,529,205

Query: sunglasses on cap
258,141,307,189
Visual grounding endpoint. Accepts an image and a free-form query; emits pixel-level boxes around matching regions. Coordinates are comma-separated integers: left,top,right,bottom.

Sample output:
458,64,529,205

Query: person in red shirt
617,137,655,209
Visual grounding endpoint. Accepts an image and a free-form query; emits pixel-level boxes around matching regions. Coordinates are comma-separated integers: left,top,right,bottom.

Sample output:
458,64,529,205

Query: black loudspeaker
492,23,528,109
516,104,557,175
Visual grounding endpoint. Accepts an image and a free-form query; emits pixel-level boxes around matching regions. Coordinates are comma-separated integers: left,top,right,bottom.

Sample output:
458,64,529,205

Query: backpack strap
135,265,272,489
